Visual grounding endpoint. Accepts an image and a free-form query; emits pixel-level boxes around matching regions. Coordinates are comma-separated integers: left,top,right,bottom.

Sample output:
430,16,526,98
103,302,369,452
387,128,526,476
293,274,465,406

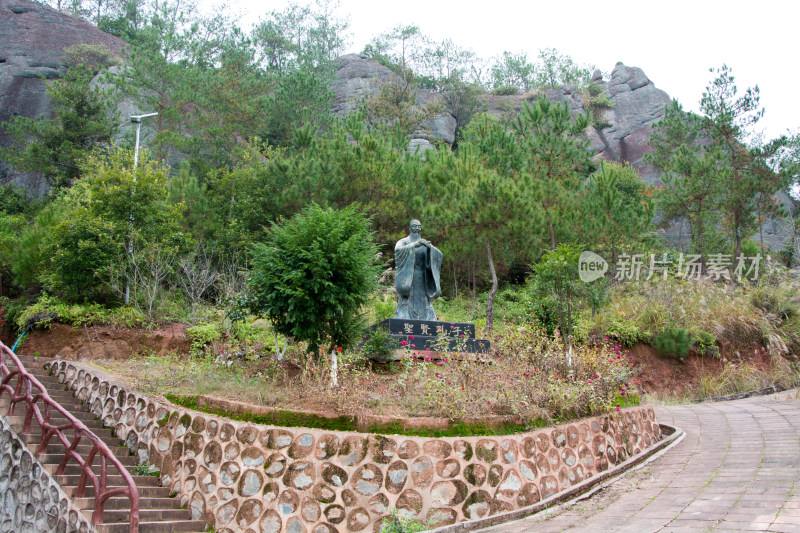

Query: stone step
63,485,171,499
3,357,209,533
19,431,123,449
45,461,142,478
95,520,208,533
5,416,114,437
26,440,131,459
74,496,182,511
88,508,193,523
38,452,137,467
53,473,162,487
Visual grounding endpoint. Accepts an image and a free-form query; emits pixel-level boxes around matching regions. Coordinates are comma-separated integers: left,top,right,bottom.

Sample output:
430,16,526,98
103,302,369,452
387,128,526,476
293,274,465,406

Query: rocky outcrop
333,56,673,184
591,62,672,183
0,0,126,195
332,54,457,147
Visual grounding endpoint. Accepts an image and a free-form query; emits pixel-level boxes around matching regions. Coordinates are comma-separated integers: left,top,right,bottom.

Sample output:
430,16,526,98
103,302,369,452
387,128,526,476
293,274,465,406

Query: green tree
111,0,228,160
243,204,382,361
647,100,725,263
586,161,654,266
700,64,764,257
490,51,535,93
513,97,592,251
419,140,539,331
529,244,601,357
534,48,593,89
250,1,346,145
40,148,186,302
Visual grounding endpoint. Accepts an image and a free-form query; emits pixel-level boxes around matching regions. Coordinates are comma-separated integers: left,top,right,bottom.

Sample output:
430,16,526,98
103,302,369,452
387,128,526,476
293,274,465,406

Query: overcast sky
220,0,798,140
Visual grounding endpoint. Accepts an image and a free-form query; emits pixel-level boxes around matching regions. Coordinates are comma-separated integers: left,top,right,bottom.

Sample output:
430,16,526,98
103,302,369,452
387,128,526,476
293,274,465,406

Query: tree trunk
471,261,476,308
566,302,573,366
452,261,458,299
547,214,556,251
486,241,498,332
696,215,705,271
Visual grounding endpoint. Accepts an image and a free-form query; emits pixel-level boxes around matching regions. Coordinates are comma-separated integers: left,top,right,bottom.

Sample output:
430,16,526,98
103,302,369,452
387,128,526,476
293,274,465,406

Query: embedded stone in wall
48,360,665,533
0,417,93,533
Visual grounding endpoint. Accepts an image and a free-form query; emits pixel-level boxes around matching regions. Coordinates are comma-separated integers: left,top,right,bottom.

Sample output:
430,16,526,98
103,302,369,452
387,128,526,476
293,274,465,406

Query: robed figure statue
394,219,443,320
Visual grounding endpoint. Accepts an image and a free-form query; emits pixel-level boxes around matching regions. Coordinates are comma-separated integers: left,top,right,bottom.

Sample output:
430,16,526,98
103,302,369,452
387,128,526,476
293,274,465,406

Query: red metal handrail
0,341,140,532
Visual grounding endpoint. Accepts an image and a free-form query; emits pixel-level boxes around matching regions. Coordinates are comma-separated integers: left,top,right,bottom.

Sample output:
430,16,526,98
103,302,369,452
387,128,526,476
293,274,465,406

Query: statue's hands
418,239,431,248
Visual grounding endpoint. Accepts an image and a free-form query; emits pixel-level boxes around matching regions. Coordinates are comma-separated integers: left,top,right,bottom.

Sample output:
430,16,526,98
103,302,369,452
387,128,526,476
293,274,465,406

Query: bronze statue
394,219,442,320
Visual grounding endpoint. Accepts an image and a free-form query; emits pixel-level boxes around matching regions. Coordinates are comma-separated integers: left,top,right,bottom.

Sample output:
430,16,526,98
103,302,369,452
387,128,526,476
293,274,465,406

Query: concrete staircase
1,355,209,533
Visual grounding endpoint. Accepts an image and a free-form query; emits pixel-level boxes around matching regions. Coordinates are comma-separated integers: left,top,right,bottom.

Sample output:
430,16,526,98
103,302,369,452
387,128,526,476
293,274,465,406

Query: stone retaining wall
0,415,94,533
50,361,663,533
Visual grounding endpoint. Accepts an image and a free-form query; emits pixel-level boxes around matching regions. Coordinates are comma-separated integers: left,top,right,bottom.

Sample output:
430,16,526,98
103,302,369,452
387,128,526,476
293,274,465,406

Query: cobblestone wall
51,361,662,533
0,415,94,533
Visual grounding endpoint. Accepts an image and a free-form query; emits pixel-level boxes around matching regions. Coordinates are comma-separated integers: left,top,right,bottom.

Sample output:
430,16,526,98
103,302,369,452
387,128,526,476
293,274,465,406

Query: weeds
694,357,800,399
380,509,430,533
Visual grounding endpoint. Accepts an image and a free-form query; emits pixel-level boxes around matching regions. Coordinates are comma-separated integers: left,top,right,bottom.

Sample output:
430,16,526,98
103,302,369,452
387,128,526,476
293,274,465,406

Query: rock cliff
0,0,126,195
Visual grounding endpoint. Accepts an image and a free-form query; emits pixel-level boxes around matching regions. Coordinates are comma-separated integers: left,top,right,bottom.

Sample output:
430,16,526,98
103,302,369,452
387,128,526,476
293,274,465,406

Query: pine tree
699,64,765,258
647,100,724,263
1,63,118,188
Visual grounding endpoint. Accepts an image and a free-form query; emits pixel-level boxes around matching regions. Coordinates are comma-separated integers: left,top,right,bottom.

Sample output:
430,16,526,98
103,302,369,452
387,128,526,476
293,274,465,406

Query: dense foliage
0,0,798,410
242,204,382,357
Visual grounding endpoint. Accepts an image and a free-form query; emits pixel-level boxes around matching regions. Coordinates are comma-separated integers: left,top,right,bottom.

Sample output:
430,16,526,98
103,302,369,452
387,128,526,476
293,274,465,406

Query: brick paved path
482,389,800,533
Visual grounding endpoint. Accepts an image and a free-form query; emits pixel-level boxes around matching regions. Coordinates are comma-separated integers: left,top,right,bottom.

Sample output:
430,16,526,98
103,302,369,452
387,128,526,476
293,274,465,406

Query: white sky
219,0,799,140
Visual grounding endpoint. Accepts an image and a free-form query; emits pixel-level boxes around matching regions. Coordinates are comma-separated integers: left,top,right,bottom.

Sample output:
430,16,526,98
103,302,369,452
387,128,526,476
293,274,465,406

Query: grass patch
165,393,539,437
694,357,800,399
581,274,800,358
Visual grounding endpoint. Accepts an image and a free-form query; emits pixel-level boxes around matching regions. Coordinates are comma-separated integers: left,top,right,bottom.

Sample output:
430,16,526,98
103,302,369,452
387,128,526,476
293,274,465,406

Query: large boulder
593,62,672,183
332,54,457,147
0,0,126,195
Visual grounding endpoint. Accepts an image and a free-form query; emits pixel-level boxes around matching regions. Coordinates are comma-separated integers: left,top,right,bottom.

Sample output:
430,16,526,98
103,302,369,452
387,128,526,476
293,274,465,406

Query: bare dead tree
177,243,218,324
109,242,176,324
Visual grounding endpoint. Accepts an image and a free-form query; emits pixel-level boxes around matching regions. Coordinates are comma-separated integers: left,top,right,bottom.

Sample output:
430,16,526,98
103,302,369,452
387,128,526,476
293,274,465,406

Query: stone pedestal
369,318,490,354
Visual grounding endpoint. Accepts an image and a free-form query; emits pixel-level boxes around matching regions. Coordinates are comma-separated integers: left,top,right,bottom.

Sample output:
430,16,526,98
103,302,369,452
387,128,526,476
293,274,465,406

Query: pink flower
436,361,443,366
425,349,431,354
444,357,449,362
424,356,431,362
616,407,621,412
409,335,414,339
400,340,407,346
411,344,415,348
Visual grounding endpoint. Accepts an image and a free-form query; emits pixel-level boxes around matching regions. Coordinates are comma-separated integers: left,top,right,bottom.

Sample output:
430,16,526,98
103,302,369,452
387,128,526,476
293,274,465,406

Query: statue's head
409,219,421,236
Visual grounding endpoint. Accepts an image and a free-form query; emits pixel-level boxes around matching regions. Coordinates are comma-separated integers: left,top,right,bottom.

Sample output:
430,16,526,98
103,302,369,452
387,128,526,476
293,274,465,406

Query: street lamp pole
125,112,158,304
131,112,158,170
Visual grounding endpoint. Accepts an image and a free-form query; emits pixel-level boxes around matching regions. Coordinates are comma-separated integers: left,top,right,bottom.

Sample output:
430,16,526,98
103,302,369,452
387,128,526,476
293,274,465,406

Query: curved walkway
483,389,800,533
